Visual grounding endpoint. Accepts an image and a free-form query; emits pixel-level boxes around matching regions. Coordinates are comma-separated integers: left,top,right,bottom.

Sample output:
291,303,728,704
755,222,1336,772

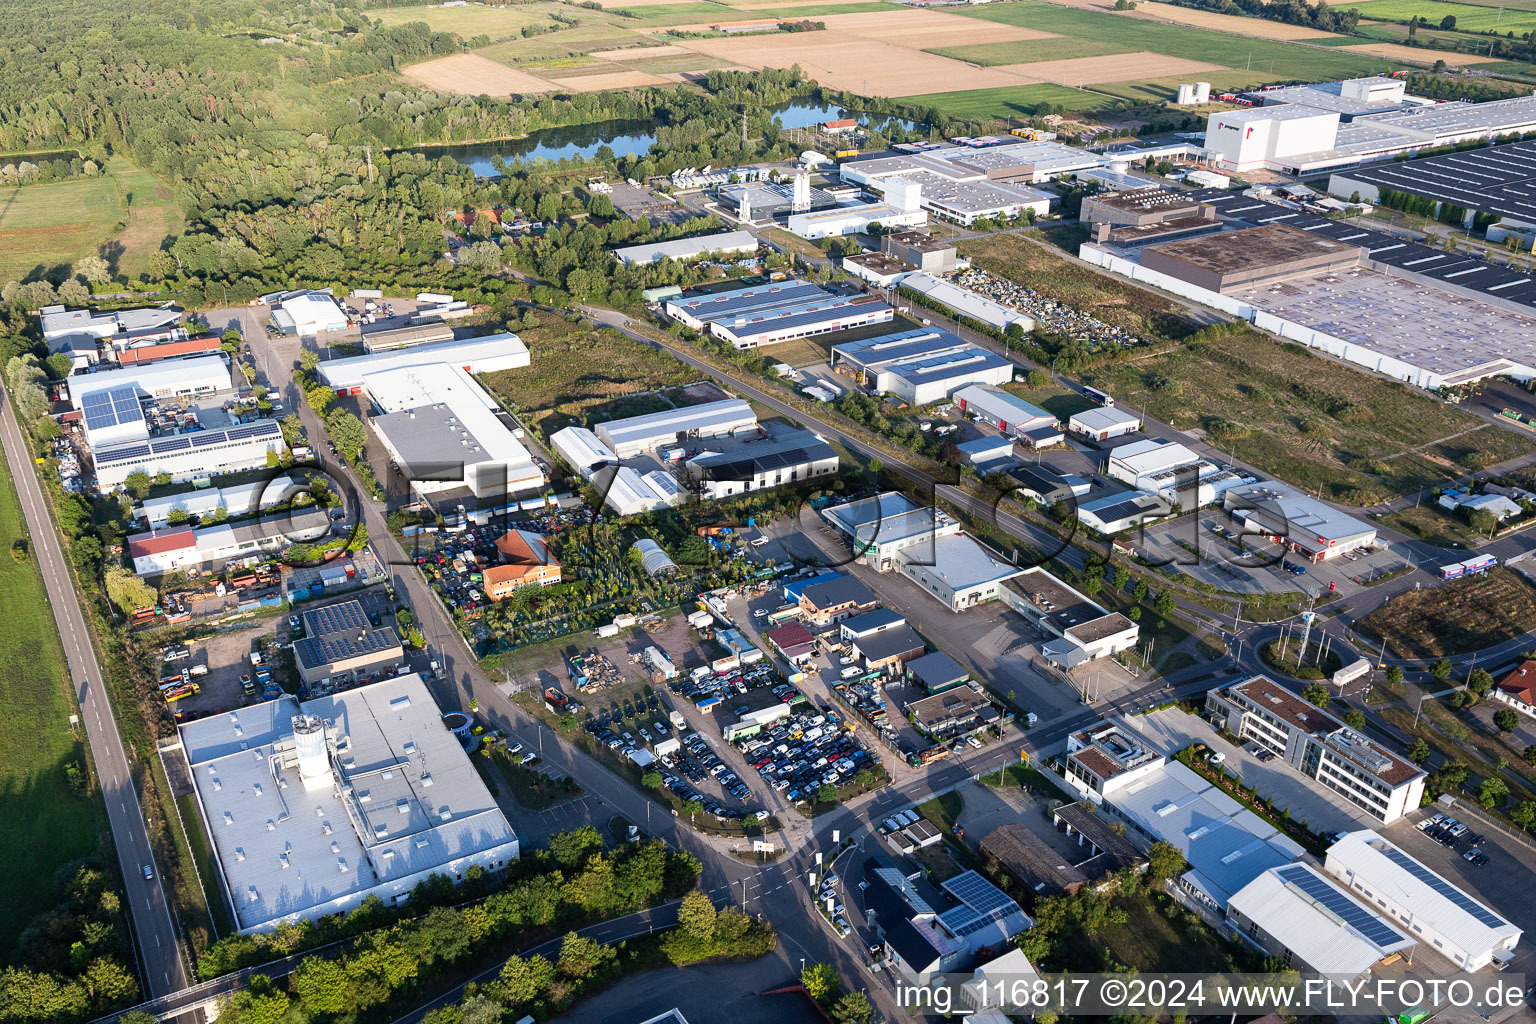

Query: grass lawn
901,83,1106,119
108,157,185,279
477,312,695,441
0,173,121,284
960,232,1180,336
619,2,758,21
1346,0,1536,34
927,38,1135,65
979,762,1071,801
727,1,903,14
1078,333,1528,503
177,792,233,937
1358,568,1536,658
1008,382,1096,421
375,2,576,38
760,334,832,368
0,458,105,958
1378,504,1484,547
487,748,583,810
957,1,1409,79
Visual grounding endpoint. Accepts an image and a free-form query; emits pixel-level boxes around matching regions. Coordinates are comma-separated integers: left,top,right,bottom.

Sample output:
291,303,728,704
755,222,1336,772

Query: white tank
1177,83,1196,106
1195,81,1211,103
292,715,333,792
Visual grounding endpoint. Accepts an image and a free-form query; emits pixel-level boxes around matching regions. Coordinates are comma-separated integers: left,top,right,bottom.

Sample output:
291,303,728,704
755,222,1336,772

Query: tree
1440,14,1457,29
547,826,603,870
802,962,841,1003
832,991,875,1024
1468,668,1494,695
104,566,157,616
1385,665,1404,686
1512,800,1536,831
1478,775,1509,809
74,254,111,285
1430,658,1453,683
1153,590,1175,618
82,957,138,1010
1495,708,1520,733
299,348,320,373
1301,682,1330,709
1024,368,1050,388
1344,709,1366,729
305,384,334,415
293,956,353,1016
817,783,837,804
1524,745,1536,767
1146,839,1185,881
324,408,368,462
1112,566,1130,591
498,953,555,1005
684,798,703,821
1409,738,1431,764
641,770,663,789
677,889,717,943
45,352,75,380
556,932,614,979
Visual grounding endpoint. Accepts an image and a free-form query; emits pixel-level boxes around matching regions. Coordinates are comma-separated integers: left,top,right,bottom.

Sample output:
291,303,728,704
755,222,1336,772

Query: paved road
0,391,187,997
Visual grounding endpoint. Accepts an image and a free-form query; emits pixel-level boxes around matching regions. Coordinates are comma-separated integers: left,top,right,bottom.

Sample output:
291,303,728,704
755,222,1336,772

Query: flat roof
900,532,1021,591
841,608,904,635
901,274,1034,331
179,673,517,931
688,428,836,480
835,328,1011,387
594,398,755,450
1004,566,1105,633
295,599,404,673
95,421,284,471
907,650,970,688
800,574,877,610
612,230,758,265
980,823,1090,895
1364,93,1536,142
69,354,232,406
843,252,912,277
1089,186,1203,214
317,333,528,390
1336,138,1536,224
665,280,832,323
1259,80,1412,118
1070,406,1141,433
888,230,953,253
1109,437,1201,477
1228,862,1414,976
1326,831,1519,955
1145,223,1360,275
853,624,926,663
1225,482,1376,546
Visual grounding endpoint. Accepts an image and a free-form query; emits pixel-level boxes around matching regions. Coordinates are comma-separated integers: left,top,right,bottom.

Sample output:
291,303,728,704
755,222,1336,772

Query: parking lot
608,180,690,226
156,619,284,721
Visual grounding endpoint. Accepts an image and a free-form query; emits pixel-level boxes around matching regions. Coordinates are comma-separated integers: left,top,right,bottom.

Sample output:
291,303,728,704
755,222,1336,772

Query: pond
414,100,919,174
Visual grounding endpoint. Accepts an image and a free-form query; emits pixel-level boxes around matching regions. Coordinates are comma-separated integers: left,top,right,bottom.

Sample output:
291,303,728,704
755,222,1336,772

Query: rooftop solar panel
97,444,152,464
943,870,1017,916
1376,844,1506,929
1275,864,1406,948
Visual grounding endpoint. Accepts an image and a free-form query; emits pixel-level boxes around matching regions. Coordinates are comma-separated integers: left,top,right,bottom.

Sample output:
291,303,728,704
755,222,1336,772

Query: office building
1223,482,1378,561
483,529,561,600
139,476,304,529
897,532,1022,612
97,422,286,494
294,599,406,685
1324,831,1520,970
1001,567,1139,668
179,674,519,933
796,574,878,625
884,231,957,274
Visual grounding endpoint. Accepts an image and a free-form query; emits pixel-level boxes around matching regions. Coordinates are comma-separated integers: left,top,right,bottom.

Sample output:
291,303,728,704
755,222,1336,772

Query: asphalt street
0,391,187,997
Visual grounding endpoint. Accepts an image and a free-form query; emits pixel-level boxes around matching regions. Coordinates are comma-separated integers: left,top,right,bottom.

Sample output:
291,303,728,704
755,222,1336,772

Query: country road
0,390,187,997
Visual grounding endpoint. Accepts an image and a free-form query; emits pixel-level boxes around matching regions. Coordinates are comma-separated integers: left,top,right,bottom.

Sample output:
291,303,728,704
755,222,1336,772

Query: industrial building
684,428,838,499
822,492,962,572
96,422,286,493
1001,567,1139,668
843,139,1104,189
907,650,971,694
594,399,757,459
796,574,878,625
361,322,455,353
363,362,544,503
550,427,620,481
294,599,406,685
1324,831,1520,970
1063,722,1308,914
1222,482,1378,561
611,230,759,266
42,303,184,368
1081,187,1205,227
849,623,926,674
1075,491,1170,535
665,280,892,350
862,863,1031,986
785,178,928,240
1329,137,1536,229
127,507,329,576
594,466,685,517
317,334,529,394
884,231,958,274
1105,437,1257,509
115,335,223,368
830,327,1014,405
897,532,1022,612
179,673,520,933
267,289,349,337
905,684,996,737
1140,224,1362,294
841,252,914,288
1226,862,1416,978
1067,405,1142,443
980,824,1093,897
900,273,1034,335
69,353,232,412
953,385,1059,447
139,476,304,529
1205,675,1424,823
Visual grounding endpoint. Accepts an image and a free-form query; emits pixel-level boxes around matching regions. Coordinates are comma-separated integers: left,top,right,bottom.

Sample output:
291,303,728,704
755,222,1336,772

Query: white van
840,666,861,679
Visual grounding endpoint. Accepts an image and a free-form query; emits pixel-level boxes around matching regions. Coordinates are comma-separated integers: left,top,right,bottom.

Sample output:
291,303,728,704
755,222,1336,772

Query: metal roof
1228,863,1414,976
612,230,757,265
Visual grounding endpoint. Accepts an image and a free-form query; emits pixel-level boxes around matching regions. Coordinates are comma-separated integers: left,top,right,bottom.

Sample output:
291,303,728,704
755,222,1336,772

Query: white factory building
597,466,686,516
953,384,1060,448
896,532,1023,612
1105,437,1254,508
95,422,286,493
127,508,329,576
612,230,758,266
266,289,350,337
69,354,232,413
138,475,304,529
1226,862,1416,978
785,178,928,240
363,361,544,501
823,492,963,573
1067,406,1142,443
1324,831,1520,971
829,327,1014,406
550,427,620,481
594,399,757,459
899,274,1035,335
685,429,839,499
317,333,530,395
1223,482,1377,561
179,674,521,933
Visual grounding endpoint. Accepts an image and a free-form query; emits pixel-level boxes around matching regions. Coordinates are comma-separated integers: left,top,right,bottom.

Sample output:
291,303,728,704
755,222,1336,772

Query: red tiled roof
766,621,814,652
824,118,858,129
118,336,221,364
127,527,196,558
1500,661,1536,705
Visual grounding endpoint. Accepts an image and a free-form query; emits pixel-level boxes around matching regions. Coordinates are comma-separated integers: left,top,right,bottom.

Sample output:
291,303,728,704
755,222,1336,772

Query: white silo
1177,83,1196,106
1195,81,1211,103
292,715,333,792
792,171,812,212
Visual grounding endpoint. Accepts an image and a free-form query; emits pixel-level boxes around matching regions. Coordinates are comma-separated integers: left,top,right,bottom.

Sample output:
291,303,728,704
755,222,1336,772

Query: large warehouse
1222,482,1377,561
897,532,1022,612
663,281,892,349
685,428,838,499
294,598,406,685
317,333,529,394
612,230,758,266
899,274,1034,334
594,399,757,459
550,426,620,481
179,674,519,933
364,362,544,502
96,421,286,493
267,289,349,337
1328,138,1536,228
69,353,232,409
830,327,1013,405
1138,224,1362,294
953,385,1059,447
1324,831,1520,971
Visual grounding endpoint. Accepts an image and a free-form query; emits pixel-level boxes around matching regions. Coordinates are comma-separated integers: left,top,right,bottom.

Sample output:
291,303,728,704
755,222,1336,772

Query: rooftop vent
322,821,333,835
247,886,259,903
338,858,349,873
234,847,246,862
279,853,291,869
266,819,276,832
253,783,263,798
439,808,452,822
223,811,234,826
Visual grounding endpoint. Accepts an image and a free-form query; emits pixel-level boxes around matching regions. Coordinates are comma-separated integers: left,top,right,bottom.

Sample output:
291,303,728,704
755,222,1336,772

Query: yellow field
1340,40,1499,62
547,69,672,90
1127,4,1342,38
402,53,557,94
998,51,1228,84
817,8,1060,44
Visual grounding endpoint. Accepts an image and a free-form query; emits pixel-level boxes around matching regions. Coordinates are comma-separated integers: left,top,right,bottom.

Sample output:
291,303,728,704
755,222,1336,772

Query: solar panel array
304,600,370,638
96,421,281,467
1377,844,1507,928
944,870,1018,916
1275,864,1406,948
81,386,145,432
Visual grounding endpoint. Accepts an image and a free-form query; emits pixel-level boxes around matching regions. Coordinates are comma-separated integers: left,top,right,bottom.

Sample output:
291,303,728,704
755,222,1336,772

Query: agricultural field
902,83,1105,117
1128,2,1343,38
1336,0,1536,34
477,313,696,441
375,2,596,39
0,172,122,285
1358,568,1536,658
0,457,105,955
929,38,1135,66
107,157,186,279
1077,332,1532,504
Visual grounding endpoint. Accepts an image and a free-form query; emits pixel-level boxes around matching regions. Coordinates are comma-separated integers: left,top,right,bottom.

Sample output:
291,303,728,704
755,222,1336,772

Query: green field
903,82,1106,118
0,457,104,957
108,157,185,279
622,51,731,72
1344,0,1536,34
956,1,1408,80
927,37,1134,65
479,23,657,63
1090,69,1276,103
724,1,902,14
375,2,577,39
